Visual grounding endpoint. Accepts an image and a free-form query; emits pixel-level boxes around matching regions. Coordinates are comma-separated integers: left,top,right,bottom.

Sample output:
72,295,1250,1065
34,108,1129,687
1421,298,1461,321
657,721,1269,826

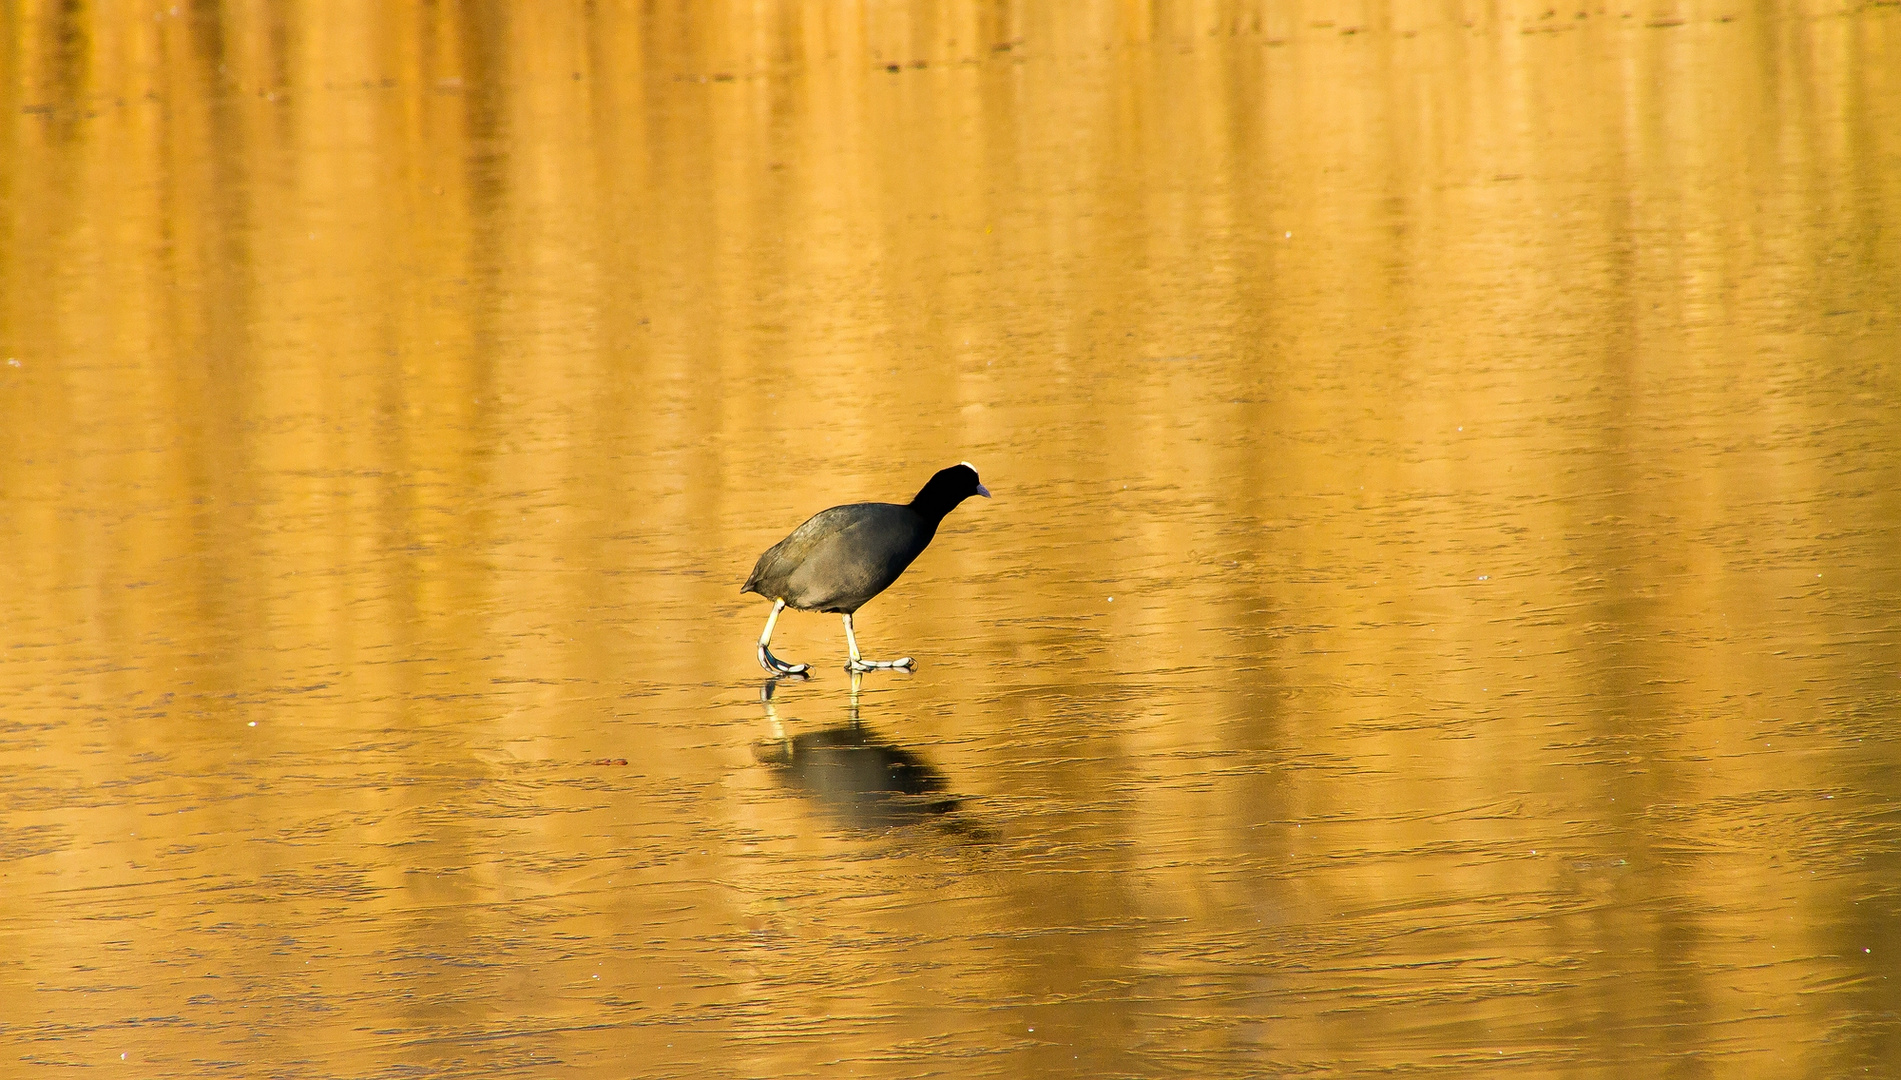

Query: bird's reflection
755,672,963,830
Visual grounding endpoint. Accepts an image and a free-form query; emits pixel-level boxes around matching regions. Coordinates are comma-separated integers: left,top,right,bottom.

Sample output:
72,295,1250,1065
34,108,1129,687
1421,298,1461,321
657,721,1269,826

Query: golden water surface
3,2,1900,1076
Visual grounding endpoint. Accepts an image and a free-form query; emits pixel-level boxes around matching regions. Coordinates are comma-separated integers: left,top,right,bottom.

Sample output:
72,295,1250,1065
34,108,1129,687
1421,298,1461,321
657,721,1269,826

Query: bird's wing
785,506,925,611
744,504,878,595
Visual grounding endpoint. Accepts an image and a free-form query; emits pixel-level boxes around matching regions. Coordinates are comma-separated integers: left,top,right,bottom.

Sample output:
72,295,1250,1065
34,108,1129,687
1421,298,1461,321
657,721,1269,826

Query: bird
743,462,991,675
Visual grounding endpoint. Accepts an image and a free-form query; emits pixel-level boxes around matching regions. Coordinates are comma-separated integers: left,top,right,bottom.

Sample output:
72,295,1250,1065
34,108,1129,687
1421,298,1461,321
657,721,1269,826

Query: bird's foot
846,656,915,673
758,644,810,677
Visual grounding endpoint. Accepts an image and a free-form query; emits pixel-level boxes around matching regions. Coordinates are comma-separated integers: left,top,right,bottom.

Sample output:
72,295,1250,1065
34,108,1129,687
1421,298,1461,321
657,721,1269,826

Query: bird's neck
908,488,962,526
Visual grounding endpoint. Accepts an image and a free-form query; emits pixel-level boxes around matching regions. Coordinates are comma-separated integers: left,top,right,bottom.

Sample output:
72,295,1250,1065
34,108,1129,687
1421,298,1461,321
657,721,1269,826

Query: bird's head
912,462,992,517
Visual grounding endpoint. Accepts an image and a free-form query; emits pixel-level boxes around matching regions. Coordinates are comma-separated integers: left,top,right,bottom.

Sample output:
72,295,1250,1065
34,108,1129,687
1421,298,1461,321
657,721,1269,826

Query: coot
743,463,991,674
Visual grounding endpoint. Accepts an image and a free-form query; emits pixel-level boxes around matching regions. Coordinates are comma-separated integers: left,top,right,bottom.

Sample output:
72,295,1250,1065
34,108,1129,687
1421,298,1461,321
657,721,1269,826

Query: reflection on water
4,1,1901,1077
756,676,966,830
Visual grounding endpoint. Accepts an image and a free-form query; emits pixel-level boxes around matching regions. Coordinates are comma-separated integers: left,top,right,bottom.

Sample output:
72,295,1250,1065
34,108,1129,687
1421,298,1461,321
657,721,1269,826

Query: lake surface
4,3,1899,1076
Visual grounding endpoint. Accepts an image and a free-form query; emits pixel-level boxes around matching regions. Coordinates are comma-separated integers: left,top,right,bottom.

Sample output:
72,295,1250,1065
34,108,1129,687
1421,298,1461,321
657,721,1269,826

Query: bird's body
744,503,937,614
744,463,990,675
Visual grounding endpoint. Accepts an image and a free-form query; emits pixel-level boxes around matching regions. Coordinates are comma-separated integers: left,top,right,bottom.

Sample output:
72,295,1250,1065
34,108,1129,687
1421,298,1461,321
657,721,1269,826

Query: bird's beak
975,483,992,498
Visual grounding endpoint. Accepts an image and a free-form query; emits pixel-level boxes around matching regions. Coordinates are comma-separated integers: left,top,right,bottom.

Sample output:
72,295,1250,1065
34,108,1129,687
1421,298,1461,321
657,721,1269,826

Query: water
3,3,1900,1076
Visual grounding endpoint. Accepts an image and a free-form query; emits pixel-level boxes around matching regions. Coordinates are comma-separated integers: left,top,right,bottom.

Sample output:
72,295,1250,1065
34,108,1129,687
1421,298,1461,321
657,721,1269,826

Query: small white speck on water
1107,597,1114,602
247,721,256,727
1285,231,1292,238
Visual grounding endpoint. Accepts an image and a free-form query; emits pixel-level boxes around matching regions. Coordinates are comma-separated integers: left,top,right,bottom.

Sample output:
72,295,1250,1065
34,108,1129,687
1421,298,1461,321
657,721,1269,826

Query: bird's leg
757,599,810,676
843,613,915,672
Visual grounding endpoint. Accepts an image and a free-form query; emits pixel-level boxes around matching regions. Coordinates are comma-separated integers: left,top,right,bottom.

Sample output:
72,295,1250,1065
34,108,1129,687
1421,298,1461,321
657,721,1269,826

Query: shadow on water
755,674,983,835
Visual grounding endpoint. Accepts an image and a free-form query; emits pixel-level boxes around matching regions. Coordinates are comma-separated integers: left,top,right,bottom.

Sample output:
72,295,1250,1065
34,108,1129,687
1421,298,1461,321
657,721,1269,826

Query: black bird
743,463,991,674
